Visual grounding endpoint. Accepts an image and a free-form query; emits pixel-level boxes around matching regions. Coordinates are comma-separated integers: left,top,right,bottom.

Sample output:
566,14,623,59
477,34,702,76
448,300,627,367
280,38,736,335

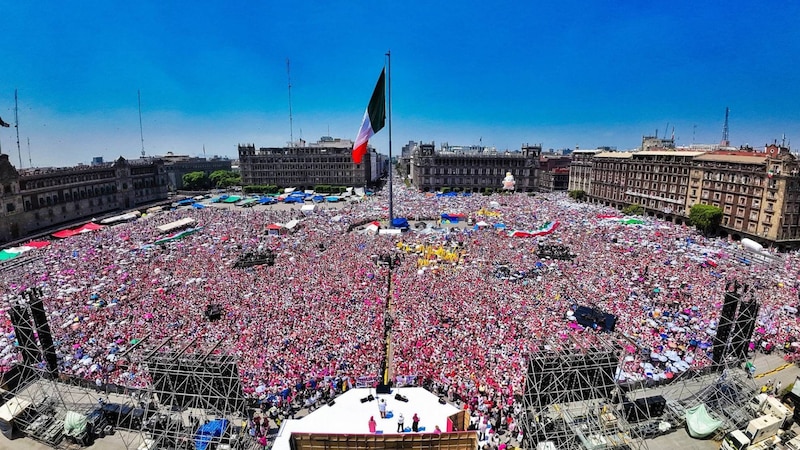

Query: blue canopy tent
176,198,194,206
258,197,277,205
391,218,410,229
325,196,340,203
312,195,325,203
436,191,458,198
195,419,229,450
191,203,205,209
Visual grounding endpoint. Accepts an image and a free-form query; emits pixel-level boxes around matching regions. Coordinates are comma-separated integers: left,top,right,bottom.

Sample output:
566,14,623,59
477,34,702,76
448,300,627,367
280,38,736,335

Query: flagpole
386,50,393,223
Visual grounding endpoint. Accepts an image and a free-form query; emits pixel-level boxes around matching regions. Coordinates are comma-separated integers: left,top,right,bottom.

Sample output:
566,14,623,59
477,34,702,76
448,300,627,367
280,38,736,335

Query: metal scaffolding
520,338,648,450
130,334,253,450
0,286,147,449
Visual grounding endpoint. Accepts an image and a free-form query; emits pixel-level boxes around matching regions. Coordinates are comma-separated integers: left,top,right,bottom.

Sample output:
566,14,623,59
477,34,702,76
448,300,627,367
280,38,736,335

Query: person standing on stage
379,398,387,418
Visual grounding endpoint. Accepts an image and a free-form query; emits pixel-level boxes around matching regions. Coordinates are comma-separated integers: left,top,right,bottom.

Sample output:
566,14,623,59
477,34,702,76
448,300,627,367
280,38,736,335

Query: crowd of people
2,182,800,446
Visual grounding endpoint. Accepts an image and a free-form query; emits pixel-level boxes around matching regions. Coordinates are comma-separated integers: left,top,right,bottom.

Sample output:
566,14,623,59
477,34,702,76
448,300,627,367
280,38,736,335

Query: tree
182,171,210,190
568,190,586,201
622,203,644,216
689,204,723,235
209,170,241,188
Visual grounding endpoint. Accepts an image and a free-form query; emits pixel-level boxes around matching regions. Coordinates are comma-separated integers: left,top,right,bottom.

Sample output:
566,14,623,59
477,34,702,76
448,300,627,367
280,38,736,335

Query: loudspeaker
439,398,447,405
376,383,391,394
367,395,375,402
8,305,41,367
731,300,760,360
713,291,740,364
624,396,666,423
361,397,369,403
395,393,408,403
29,295,58,377
327,400,336,407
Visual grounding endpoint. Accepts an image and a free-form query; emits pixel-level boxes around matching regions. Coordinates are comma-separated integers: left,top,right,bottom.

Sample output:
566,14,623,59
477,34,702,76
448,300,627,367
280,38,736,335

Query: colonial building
687,144,800,243
409,143,541,192
0,154,168,244
583,137,800,246
588,152,633,208
568,149,607,193
623,150,703,220
538,155,572,192
238,137,383,190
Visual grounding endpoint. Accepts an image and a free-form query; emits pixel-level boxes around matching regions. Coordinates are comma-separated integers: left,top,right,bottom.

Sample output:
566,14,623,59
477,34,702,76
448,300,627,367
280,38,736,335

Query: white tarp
157,217,196,233
685,403,722,438
300,204,316,214
101,211,142,225
285,219,300,230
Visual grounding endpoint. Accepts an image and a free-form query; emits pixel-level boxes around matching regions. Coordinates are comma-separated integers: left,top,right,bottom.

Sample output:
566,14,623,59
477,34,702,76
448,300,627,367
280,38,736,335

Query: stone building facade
409,144,541,192
538,155,572,192
686,144,800,243
237,137,380,189
568,149,606,193
583,142,800,245
0,154,168,244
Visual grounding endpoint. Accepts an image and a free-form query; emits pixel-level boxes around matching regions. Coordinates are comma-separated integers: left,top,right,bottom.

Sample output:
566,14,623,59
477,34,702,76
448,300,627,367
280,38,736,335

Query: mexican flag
352,69,386,164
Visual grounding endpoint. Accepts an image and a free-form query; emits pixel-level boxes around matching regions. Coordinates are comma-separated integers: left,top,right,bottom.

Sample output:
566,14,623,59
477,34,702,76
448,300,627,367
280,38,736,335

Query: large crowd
2,183,800,445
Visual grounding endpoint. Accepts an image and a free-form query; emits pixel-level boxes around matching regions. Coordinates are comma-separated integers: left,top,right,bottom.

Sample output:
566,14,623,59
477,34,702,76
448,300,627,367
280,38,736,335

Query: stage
273,387,472,450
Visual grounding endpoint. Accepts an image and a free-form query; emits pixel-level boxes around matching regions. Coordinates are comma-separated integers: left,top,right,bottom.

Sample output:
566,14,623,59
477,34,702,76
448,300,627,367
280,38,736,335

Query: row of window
417,168,520,176
28,196,119,216
20,172,116,190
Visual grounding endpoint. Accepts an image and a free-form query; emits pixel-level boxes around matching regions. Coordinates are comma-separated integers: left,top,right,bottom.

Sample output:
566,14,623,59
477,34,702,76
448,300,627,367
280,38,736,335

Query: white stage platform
273,387,462,450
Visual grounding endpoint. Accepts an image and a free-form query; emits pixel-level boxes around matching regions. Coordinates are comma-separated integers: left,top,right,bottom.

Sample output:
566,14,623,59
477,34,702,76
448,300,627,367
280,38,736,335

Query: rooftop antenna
138,90,145,157
287,59,294,147
203,144,207,159
782,133,786,147
664,122,669,140
721,106,730,147
693,125,697,144
15,89,22,168
27,137,31,167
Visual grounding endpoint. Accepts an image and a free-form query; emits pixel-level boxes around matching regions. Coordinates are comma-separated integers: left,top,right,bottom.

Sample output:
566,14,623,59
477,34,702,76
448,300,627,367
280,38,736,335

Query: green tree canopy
568,190,586,201
182,171,210,190
689,204,723,235
209,170,241,188
622,204,644,216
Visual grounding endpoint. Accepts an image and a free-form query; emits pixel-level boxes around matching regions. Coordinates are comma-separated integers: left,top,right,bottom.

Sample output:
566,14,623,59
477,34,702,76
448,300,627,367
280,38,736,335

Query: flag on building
0,116,10,128
352,69,386,164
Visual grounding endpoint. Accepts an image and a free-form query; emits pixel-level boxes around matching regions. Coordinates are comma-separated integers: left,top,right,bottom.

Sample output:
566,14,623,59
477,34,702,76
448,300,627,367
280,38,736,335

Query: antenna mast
27,137,32,167
287,59,294,147
721,106,730,147
15,89,22,168
138,90,145,157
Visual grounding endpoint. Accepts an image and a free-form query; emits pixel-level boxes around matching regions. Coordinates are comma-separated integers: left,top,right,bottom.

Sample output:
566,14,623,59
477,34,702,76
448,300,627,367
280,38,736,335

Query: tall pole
287,59,294,147
386,51,393,223
138,90,145,157
15,89,22,168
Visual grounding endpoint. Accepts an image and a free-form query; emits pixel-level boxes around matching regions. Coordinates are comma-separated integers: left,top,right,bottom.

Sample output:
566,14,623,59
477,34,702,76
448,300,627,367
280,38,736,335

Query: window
6,203,14,213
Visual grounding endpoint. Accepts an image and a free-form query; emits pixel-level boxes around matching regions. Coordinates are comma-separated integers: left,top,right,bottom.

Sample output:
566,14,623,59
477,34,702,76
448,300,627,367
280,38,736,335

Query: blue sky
1,1,799,167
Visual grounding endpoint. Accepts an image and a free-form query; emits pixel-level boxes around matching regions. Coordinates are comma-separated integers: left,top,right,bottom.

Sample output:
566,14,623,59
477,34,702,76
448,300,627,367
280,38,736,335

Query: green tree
622,203,645,215
689,204,723,235
209,170,241,188
568,190,586,201
182,171,210,190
